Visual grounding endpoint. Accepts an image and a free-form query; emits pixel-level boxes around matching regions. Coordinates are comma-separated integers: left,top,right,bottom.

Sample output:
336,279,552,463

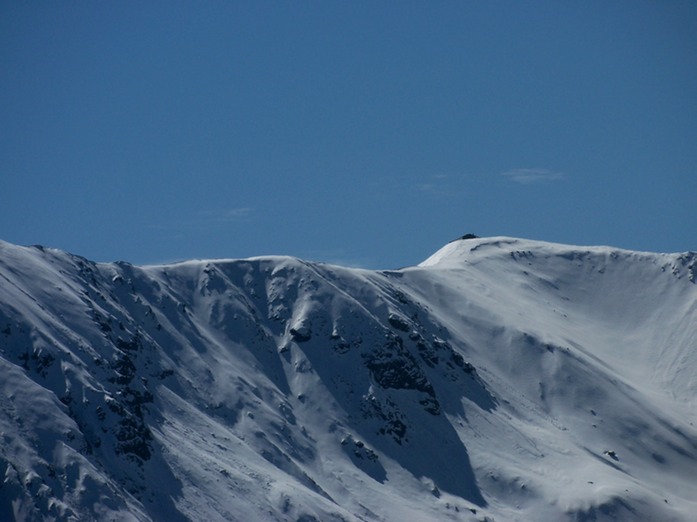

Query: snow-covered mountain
1,236,695,522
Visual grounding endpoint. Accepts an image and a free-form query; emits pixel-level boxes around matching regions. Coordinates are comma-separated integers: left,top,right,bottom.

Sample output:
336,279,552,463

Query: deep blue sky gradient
2,2,696,268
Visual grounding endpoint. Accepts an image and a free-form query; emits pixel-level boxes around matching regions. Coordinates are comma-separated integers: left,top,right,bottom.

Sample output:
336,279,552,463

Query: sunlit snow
1,236,695,521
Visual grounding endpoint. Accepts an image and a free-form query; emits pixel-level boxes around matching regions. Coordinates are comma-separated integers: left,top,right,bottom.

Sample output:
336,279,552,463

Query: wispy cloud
148,207,254,232
196,207,254,223
501,168,565,184
415,174,467,196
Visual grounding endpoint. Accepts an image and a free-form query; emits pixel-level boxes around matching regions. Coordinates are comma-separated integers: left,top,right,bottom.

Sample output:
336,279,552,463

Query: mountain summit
1,237,696,521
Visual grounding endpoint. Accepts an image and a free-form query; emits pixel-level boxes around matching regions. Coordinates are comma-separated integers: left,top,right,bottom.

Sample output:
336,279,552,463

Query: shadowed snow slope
1,236,695,521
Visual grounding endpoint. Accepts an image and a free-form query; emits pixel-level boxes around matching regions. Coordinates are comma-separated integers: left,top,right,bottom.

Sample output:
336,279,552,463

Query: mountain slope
1,237,695,521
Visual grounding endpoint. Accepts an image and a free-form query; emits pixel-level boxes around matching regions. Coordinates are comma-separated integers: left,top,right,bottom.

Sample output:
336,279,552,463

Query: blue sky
2,2,696,269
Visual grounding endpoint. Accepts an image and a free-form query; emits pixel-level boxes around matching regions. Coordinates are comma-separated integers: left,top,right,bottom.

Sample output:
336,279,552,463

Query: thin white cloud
501,168,565,184
197,207,254,223
416,183,441,193
415,174,467,196
148,207,254,232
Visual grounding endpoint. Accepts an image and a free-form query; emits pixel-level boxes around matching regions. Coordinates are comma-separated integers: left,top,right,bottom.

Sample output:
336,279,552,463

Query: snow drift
0,236,695,521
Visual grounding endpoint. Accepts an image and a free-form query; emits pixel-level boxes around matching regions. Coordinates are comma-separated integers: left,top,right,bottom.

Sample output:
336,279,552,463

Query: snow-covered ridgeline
1,237,695,521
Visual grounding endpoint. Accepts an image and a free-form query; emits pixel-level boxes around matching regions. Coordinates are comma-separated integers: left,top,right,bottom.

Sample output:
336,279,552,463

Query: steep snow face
0,237,695,521
420,237,697,403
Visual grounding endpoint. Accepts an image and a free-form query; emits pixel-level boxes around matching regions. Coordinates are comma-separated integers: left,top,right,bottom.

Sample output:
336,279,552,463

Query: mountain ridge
1,237,695,521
